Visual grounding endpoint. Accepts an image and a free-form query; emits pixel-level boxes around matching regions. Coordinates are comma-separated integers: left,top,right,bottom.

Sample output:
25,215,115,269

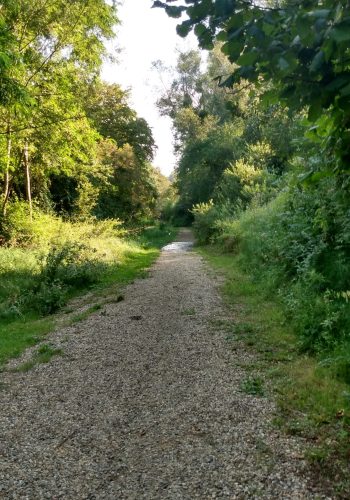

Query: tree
0,0,117,215
87,82,156,163
86,82,159,221
154,0,350,180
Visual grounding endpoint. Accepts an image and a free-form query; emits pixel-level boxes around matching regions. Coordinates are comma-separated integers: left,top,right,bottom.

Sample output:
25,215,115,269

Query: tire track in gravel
0,229,331,499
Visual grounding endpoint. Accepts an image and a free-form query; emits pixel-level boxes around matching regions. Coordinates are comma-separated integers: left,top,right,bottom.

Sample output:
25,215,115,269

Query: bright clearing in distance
102,0,197,177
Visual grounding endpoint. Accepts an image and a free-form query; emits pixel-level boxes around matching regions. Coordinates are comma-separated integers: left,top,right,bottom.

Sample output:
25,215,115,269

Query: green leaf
221,40,243,61
187,0,213,22
310,51,324,73
237,51,258,66
263,21,275,36
165,6,187,18
152,1,166,8
296,16,315,45
194,23,208,37
227,26,244,41
280,85,297,99
308,9,331,19
278,57,290,71
237,65,256,80
214,0,235,18
325,75,350,92
308,98,323,122
261,89,279,106
337,96,350,113
340,82,350,97
216,30,227,42
330,21,350,43
176,20,193,37
226,14,244,30
299,169,334,186
0,52,11,69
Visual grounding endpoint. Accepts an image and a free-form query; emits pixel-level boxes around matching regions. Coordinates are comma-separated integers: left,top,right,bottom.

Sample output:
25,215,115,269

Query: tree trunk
2,123,12,217
23,141,32,222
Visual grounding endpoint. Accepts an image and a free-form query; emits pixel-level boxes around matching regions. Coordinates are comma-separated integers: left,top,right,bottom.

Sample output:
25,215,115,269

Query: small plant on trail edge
181,308,196,316
15,344,63,372
241,376,265,396
29,242,105,315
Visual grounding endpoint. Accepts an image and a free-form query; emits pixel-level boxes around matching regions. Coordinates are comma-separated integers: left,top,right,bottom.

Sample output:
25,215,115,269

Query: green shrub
320,342,350,385
25,242,107,314
201,177,350,353
191,200,218,244
0,202,63,247
0,202,126,249
30,280,68,315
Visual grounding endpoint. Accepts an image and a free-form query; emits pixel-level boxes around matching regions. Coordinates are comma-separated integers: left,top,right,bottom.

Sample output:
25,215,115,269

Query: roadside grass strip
199,246,350,496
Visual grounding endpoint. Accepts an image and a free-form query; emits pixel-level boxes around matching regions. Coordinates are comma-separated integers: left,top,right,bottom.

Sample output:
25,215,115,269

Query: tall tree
154,0,350,181
0,0,117,214
86,82,159,221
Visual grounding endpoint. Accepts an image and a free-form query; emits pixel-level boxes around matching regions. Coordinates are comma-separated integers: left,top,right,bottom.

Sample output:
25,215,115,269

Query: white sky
101,0,198,176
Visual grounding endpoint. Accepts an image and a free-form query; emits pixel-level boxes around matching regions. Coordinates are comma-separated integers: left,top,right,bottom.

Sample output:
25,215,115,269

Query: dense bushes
0,201,125,247
31,242,107,314
192,179,350,354
160,48,350,358
0,208,138,318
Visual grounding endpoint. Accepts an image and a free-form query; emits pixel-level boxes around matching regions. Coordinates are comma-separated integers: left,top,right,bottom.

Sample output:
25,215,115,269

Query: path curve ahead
0,229,328,499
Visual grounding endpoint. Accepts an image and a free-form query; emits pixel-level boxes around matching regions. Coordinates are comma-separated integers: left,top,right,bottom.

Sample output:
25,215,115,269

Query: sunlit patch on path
162,241,193,252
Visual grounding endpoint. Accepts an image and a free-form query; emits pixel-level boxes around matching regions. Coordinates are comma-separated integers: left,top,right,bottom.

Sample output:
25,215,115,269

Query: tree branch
0,114,85,135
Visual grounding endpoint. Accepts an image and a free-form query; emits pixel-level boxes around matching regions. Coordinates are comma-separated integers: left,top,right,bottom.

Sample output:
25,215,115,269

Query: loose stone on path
0,229,330,499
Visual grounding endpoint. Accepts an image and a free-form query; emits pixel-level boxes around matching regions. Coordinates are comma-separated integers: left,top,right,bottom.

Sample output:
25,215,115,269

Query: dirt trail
0,229,329,499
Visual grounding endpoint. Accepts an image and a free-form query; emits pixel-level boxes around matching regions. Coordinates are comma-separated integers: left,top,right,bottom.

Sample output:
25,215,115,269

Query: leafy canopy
154,0,350,178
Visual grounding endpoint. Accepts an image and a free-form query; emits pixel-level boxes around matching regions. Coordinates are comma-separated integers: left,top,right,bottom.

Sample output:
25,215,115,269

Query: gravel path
0,229,330,499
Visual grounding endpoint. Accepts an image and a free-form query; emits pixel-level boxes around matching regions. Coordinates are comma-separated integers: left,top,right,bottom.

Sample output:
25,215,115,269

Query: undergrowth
0,213,176,368
200,247,350,497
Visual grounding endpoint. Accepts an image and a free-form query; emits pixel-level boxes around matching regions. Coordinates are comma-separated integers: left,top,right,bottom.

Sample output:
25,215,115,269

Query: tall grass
0,205,176,367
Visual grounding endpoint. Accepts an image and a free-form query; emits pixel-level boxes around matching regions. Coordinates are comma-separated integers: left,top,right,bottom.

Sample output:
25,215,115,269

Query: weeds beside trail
0,221,176,368
199,246,350,497
0,228,328,498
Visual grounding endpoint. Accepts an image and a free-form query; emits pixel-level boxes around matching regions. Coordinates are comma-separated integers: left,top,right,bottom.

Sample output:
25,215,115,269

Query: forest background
0,0,176,356
0,0,350,487
155,0,350,481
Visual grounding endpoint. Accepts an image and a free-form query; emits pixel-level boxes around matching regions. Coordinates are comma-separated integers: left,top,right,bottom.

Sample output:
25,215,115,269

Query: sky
101,0,197,176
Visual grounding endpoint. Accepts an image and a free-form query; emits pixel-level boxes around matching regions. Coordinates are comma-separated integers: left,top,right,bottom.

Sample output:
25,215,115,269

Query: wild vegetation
1,0,350,484
156,0,350,479
0,1,175,365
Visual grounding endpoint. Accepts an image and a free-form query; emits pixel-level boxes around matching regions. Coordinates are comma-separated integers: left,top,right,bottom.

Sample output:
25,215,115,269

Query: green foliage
191,200,217,244
156,0,350,179
158,48,298,218
0,4,161,227
161,42,349,357
83,82,160,222
241,376,265,396
0,201,125,247
0,210,122,317
1,202,61,246
176,120,246,208
200,247,350,490
195,179,350,353
31,242,105,314
0,218,176,368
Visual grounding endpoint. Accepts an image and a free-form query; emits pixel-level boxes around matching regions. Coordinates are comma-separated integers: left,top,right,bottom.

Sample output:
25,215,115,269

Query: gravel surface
0,229,331,499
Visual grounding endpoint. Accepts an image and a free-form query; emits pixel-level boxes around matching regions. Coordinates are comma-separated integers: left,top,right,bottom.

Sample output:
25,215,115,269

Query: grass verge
198,246,350,497
0,224,177,370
